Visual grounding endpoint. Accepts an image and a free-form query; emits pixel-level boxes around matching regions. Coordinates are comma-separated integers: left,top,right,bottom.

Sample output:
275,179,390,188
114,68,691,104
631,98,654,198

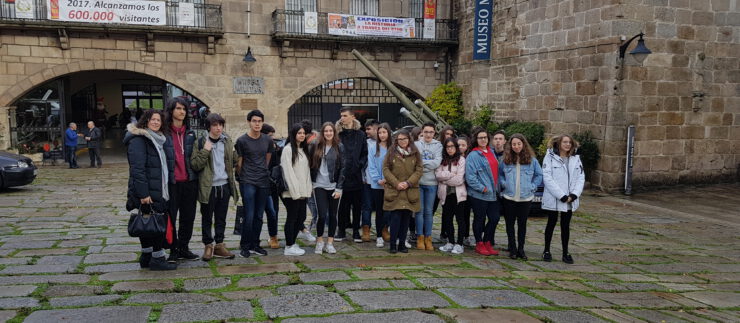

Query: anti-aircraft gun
351,49,449,131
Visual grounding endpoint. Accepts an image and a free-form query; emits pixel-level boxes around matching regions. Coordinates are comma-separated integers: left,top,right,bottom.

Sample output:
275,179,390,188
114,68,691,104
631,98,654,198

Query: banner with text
473,0,493,60
47,0,166,26
328,13,415,38
423,0,436,39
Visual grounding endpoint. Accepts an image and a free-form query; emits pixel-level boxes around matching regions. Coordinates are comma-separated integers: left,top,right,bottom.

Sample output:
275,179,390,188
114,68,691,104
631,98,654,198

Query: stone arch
0,60,216,109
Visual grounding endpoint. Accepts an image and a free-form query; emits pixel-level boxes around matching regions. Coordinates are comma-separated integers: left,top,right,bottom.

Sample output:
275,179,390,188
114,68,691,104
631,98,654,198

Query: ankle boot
362,225,371,242
389,243,397,254
475,242,492,256
150,256,177,271
269,236,279,249
202,244,214,261
139,252,151,268
214,243,235,259
424,235,434,251
416,235,426,249
382,226,390,242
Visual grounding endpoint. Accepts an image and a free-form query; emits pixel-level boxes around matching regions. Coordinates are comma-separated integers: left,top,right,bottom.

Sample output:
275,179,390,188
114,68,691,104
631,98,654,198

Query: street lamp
243,47,256,62
618,32,652,63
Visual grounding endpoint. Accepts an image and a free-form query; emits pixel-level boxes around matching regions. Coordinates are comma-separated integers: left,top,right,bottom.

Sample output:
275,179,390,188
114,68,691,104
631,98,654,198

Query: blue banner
473,0,493,60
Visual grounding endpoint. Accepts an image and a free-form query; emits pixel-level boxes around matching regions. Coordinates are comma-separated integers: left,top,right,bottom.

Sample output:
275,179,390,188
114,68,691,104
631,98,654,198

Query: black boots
150,256,177,271
139,252,152,268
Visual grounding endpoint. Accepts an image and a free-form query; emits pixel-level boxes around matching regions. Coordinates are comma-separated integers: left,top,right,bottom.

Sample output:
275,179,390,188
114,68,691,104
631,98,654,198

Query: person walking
281,123,313,256
414,122,442,251
436,138,467,255
309,122,345,254
65,122,81,169
335,107,367,242
499,134,543,260
124,110,176,271
164,98,199,262
191,113,238,261
235,110,274,258
85,121,102,168
465,128,500,256
542,134,585,264
382,129,423,254
368,123,392,247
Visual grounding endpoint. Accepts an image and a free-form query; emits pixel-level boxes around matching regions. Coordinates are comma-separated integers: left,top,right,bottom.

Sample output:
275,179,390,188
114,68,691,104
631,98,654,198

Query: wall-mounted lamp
433,61,440,70
618,32,652,63
243,47,256,62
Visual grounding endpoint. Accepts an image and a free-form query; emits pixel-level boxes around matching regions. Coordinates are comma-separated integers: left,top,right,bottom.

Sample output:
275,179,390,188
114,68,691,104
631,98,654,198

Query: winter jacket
87,127,102,149
65,128,78,147
382,150,423,212
435,157,468,206
336,119,367,191
166,126,198,182
123,123,175,213
499,158,543,201
308,142,346,192
190,135,239,205
415,139,443,186
281,144,313,200
465,149,498,202
367,143,388,189
542,148,585,212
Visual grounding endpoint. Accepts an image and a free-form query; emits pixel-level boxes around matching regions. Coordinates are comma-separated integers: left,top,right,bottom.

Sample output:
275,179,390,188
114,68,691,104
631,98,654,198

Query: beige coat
382,150,423,212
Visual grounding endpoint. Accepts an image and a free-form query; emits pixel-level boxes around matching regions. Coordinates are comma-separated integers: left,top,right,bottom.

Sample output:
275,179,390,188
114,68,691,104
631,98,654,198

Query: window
122,85,164,110
409,0,424,18
285,0,316,33
350,0,379,16
285,0,316,11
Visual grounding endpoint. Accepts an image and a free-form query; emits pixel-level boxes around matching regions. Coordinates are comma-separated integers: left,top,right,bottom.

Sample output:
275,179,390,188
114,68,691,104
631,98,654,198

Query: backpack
270,165,286,194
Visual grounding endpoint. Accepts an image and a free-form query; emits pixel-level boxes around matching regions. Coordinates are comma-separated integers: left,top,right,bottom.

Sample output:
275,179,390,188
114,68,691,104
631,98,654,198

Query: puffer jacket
435,157,468,206
308,142,345,192
499,158,543,201
336,119,367,191
465,149,498,201
123,123,174,213
166,126,198,182
382,149,423,212
542,148,585,212
190,135,239,205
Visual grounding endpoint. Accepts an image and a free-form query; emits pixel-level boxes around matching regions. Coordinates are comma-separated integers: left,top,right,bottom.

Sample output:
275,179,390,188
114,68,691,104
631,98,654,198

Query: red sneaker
475,242,492,256
484,241,499,255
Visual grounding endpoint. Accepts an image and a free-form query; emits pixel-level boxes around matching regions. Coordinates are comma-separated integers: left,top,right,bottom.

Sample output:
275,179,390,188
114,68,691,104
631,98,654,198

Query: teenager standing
309,122,345,254
367,123,392,247
383,130,423,254
414,122,442,251
281,123,313,256
436,138,467,255
465,129,500,256
335,108,367,242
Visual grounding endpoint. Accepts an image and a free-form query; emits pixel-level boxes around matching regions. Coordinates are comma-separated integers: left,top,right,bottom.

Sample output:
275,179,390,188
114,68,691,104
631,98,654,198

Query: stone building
1,0,738,191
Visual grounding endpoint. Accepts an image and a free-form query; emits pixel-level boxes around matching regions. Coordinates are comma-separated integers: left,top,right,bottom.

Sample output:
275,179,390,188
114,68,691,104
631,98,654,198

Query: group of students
125,101,584,271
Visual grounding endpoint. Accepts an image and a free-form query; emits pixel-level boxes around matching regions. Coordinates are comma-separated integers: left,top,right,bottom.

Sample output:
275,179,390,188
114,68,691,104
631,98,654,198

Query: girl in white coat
281,123,313,256
435,138,467,254
541,134,585,264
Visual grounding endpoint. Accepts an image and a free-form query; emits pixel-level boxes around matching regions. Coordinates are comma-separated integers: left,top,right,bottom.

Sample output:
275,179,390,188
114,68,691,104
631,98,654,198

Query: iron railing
0,0,222,31
272,9,457,43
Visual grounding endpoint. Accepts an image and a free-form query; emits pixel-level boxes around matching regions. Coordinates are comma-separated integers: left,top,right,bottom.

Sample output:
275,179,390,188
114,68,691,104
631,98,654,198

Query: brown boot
214,243,235,259
269,236,279,249
201,244,214,261
362,225,371,242
417,235,426,250
382,226,390,242
425,235,434,251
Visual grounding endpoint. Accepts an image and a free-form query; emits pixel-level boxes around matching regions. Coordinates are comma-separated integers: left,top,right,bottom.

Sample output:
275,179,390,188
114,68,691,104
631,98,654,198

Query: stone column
0,106,13,150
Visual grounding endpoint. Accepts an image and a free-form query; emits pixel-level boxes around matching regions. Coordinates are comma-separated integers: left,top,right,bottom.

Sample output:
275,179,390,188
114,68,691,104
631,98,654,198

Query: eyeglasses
397,137,409,141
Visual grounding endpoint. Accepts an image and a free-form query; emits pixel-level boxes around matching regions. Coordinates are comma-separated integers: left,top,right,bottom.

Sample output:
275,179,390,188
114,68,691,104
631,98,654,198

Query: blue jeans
239,183,269,250
65,146,77,168
265,193,278,237
361,184,373,227
415,185,437,236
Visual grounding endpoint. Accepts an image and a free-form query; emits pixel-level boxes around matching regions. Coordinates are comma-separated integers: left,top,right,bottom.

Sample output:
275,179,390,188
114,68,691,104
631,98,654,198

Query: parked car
0,151,37,188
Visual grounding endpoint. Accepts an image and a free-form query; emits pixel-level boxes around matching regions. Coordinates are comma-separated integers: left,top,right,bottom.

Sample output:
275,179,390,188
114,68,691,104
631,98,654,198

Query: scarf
146,128,169,202
397,146,411,156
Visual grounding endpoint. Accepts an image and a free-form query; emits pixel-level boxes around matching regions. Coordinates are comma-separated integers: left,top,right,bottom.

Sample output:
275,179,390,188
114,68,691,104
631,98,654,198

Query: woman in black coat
124,110,177,271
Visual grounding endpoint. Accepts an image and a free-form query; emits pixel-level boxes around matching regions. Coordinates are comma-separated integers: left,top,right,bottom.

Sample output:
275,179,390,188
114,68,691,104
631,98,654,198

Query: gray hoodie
415,139,443,186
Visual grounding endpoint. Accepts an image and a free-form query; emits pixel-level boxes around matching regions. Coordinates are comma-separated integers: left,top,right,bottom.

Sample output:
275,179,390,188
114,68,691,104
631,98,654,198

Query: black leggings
441,194,465,245
389,210,411,247
283,198,307,246
544,210,572,255
338,189,362,234
314,188,339,238
503,199,531,252
371,189,388,238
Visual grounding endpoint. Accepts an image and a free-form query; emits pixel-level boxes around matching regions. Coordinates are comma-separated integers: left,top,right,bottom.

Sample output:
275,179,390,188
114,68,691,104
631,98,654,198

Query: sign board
47,0,166,26
304,11,318,34
423,0,436,39
473,0,493,60
233,77,264,94
328,13,415,38
15,0,35,19
178,2,194,26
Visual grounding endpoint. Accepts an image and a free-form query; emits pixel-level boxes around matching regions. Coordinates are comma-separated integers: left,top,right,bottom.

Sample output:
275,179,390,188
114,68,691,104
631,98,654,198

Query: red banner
424,0,436,19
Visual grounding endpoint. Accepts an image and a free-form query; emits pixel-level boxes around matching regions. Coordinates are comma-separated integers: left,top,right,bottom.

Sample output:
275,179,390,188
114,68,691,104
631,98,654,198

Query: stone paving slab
183,277,231,291
625,310,694,323
588,309,648,323
333,280,391,291
0,274,89,285
0,264,74,274
0,240,56,249
443,269,510,278
694,273,740,283
158,301,253,323
0,285,36,297
260,292,353,318
14,248,80,257
299,271,351,282
23,306,151,323
111,281,175,292
282,310,444,323
389,280,417,288
237,274,291,288
217,263,300,275
84,263,142,273
42,285,105,297
0,297,39,309
438,309,541,323
83,253,137,264
590,292,681,308
0,310,15,323
123,293,220,304
346,290,449,310
99,268,213,281
531,310,608,323
276,284,327,295
682,291,740,307
531,290,612,307
49,295,122,307
36,255,83,266
352,270,406,279
438,288,546,307
221,290,274,300
0,258,30,265
416,278,505,288
302,255,460,270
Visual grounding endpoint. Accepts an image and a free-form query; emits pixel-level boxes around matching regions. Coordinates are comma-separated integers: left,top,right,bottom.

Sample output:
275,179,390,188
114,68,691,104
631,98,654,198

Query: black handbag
270,165,287,193
127,205,167,238
233,205,244,235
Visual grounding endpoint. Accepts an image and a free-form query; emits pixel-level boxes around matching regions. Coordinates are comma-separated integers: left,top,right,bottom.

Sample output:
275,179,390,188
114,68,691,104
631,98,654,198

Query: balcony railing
0,0,222,33
272,9,457,46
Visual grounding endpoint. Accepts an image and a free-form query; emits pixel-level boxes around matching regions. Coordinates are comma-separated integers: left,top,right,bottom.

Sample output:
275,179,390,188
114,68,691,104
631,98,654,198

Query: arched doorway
9,70,208,164
288,77,419,129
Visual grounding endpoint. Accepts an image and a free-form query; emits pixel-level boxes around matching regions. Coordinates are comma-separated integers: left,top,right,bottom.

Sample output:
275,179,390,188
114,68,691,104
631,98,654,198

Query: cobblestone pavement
0,164,739,322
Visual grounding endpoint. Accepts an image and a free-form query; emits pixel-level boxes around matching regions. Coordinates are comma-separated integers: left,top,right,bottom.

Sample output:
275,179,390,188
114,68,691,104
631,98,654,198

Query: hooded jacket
335,119,367,191
415,139,443,186
542,148,585,212
190,134,239,205
166,125,198,182
123,123,175,213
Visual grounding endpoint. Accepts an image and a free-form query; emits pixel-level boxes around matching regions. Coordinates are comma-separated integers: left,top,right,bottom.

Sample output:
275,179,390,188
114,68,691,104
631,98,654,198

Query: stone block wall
454,0,739,191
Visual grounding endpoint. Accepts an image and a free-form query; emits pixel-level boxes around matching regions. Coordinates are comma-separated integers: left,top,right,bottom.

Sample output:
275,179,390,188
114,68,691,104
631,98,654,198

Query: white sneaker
404,239,412,249
463,237,476,247
325,243,336,254
451,244,464,254
315,241,324,254
376,237,384,248
284,245,305,256
439,243,454,252
298,230,317,242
